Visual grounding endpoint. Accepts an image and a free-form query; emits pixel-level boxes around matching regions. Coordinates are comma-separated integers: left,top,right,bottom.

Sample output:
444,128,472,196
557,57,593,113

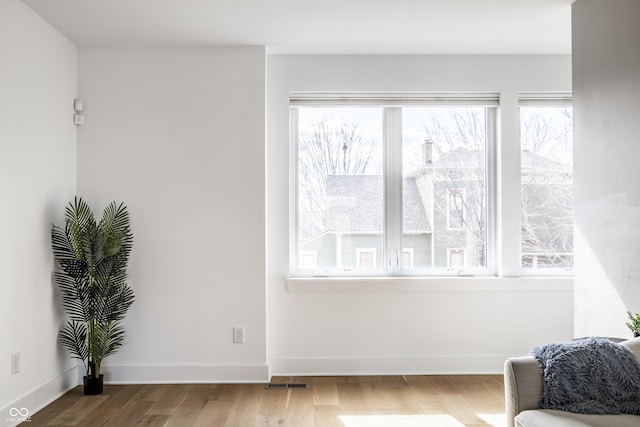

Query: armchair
504,337,640,427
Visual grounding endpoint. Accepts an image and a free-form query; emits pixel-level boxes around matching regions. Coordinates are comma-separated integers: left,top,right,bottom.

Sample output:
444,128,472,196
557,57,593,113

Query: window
448,249,465,269
447,189,465,230
291,93,497,277
300,251,317,269
357,249,376,269
519,97,573,272
402,249,414,268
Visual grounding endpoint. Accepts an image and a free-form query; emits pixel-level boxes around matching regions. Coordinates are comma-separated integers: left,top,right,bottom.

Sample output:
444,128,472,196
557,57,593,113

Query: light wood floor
23,375,506,427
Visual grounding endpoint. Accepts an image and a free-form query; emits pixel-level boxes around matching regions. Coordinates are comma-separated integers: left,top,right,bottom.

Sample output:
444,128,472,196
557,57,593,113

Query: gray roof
437,148,484,167
521,149,570,172
434,148,569,172
326,175,431,233
321,148,567,236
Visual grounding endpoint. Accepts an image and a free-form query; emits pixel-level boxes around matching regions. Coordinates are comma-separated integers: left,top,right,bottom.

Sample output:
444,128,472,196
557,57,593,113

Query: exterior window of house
402,249,414,268
448,249,465,269
519,96,573,273
291,93,496,277
300,251,317,269
357,249,376,269
447,189,465,230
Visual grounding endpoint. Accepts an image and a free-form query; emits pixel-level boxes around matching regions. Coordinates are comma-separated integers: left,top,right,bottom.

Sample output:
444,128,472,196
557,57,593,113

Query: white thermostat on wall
74,99,84,112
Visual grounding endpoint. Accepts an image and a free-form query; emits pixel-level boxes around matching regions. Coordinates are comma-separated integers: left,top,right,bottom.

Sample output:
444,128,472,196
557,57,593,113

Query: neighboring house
410,143,487,270
300,175,432,270
300,143,572,271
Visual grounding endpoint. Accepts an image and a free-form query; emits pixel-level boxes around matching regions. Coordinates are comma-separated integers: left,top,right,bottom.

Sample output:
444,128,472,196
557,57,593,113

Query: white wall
76,47,268,383
267,55,574,375
0,0,77,420
573,0,640,338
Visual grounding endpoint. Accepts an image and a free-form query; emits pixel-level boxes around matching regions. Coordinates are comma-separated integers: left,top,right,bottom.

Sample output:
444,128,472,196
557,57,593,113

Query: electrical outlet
11,352,20,375
233,327,245,344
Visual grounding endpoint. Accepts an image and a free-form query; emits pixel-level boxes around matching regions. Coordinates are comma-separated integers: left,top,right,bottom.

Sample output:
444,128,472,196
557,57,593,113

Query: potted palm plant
626,310,640,338
51,197,134,395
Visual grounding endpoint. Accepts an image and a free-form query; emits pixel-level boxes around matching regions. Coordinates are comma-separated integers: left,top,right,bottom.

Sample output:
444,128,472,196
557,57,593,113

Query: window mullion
384,107,403,274
496,93,521,277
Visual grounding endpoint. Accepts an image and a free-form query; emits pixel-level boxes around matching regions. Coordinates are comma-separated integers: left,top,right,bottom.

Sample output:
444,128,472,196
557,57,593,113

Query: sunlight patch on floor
477,413,507,427
339,413,507,427
339,414,466,427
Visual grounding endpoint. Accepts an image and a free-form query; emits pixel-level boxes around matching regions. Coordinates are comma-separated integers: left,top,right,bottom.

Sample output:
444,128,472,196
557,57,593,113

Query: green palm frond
59,321,89,373
54,272,90,322
92,321,125,358
65,197,95,262
626,311,640,334
100,201,132,258
90,321,126,377
103,283,135,323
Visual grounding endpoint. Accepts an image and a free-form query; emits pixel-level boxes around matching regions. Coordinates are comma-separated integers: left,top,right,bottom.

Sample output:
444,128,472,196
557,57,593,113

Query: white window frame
290,92,498,278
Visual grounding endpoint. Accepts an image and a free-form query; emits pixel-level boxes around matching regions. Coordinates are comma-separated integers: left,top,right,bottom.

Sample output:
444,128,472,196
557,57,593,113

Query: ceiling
22,0,574,54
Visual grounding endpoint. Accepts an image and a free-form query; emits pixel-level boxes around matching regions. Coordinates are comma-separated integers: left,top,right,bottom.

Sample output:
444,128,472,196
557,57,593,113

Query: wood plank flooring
23,375,506,427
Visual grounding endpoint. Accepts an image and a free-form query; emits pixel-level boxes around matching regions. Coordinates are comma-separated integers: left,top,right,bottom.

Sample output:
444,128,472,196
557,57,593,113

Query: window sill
286,276,573,293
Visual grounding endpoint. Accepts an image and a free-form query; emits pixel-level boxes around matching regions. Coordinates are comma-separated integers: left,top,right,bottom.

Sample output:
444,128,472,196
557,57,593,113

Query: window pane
520,106,573,270
449,249,465,268
402,107,488,271
297,107,383,271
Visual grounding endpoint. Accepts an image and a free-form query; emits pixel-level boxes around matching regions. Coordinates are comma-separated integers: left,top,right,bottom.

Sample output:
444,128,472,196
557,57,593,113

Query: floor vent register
265,383,309,389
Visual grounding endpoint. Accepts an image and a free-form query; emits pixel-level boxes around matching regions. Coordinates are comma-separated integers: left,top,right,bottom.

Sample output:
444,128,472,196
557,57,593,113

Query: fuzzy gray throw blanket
533,337,640,415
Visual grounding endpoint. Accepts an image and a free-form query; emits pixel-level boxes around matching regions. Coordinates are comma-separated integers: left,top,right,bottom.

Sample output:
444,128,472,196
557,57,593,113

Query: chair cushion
516,409,640,427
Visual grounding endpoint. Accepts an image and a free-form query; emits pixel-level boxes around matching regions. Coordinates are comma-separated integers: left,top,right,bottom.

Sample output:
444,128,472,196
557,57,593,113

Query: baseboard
100,363,270,384
2,366,78,427
269,355,508,376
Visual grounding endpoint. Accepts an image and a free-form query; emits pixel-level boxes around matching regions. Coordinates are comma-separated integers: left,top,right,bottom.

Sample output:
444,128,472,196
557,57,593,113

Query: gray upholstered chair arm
504,356,543,427
622,336,640,360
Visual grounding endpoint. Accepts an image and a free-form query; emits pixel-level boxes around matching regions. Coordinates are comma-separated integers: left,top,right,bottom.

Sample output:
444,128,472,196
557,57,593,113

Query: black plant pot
83,374,104,395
